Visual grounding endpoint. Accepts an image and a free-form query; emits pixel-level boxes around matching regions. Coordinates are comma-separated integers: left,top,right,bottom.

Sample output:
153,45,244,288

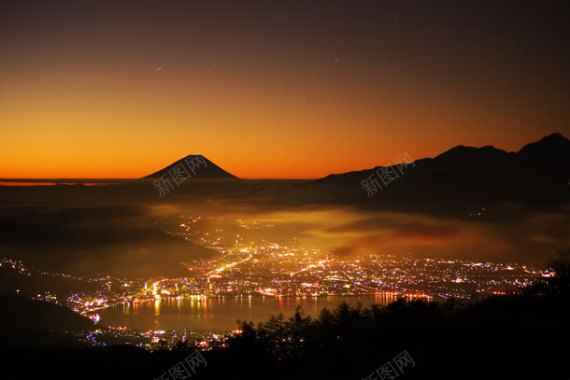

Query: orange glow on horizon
1,1,568,180
1,41,566,180
1,68,561,180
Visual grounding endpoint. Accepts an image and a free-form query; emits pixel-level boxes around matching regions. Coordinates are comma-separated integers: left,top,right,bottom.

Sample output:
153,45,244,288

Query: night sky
1,0,569,178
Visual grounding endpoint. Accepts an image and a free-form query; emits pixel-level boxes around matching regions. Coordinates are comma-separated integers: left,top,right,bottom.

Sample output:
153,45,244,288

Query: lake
99,295,403,333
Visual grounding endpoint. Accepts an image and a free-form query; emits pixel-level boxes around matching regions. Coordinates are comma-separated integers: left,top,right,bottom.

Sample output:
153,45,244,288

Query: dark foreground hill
0,295,94,350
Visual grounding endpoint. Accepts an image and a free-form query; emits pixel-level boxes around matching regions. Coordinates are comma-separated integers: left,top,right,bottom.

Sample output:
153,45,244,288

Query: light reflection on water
101,294,413,333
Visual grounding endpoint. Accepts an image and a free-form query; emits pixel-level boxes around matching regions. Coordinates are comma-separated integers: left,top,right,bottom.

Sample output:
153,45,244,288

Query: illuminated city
0,214,549,350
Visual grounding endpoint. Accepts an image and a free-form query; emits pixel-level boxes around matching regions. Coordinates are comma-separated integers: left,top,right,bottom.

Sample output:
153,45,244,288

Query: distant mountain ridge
144,154,236,179
318,133,570,210
322,133,569,181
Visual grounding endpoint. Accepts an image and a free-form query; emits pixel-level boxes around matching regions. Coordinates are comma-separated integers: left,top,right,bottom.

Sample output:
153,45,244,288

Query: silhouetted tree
524,250,570,296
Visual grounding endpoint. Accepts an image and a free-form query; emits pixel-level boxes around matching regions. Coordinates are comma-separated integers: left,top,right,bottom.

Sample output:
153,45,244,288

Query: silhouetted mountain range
319,133,570,211
323,133,569,180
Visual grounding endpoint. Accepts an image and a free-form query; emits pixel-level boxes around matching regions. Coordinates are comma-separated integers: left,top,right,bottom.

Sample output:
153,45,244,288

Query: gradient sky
1,0,569,179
